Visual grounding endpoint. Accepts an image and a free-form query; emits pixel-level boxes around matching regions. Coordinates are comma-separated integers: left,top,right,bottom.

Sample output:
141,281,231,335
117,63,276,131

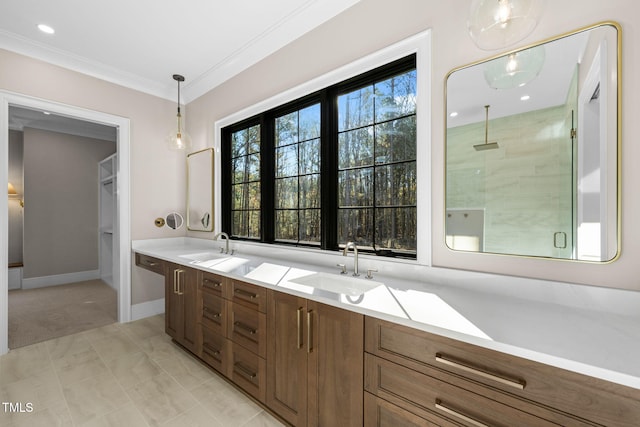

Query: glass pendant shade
468,0,543,50
483,45,545,89
168,74,192,150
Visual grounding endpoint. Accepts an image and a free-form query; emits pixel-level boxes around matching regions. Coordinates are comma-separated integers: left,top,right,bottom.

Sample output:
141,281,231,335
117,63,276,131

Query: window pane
248,210,261,239
275,177,298,209
300,138,320,174
232,157,246,184
375,116,417,164
338,86,374,131
376,207,417,251
248,182,261,209
276,145,298,178
276,210,298,241
276,112,297,147
338,128,374,169
247,125,260,154
232,184,246,210
375,70,417,122
300,209,321,243
299,104,321,141
338,168,373,207
375,163,417,206
300,174,320,209
338,208,373,247
232,131,247,157
247,154,260,182
233,211,247,237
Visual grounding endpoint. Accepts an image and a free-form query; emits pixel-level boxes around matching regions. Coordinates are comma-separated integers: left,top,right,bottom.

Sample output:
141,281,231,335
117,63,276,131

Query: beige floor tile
53,349,109,386
79,323,123,343
138,334,183,362
0,368,64,416
46,333,93,360
161,404,224,427
90,333,141,362
107,351,163,390
191,378,263,426
80,402,149,427
3,404,73,427
120,316,165,341
242,411,286,427
154,351,212,391
0,343,53,386
127,372,198,427
62,373,129,425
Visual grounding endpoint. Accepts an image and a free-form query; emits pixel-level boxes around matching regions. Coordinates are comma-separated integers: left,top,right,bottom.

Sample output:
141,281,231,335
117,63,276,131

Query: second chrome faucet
342,241,359,276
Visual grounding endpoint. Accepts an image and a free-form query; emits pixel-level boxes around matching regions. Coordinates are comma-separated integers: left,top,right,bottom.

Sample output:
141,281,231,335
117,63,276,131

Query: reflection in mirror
187,148,214,231
445,22,620,262
166,212,184,230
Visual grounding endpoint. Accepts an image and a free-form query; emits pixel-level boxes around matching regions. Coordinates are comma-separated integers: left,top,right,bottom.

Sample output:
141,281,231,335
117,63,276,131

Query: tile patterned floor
0,315,285,427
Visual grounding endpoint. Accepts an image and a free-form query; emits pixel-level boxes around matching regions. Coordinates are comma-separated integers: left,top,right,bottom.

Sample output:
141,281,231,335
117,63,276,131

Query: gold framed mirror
187,148,214,231
445,22,620,262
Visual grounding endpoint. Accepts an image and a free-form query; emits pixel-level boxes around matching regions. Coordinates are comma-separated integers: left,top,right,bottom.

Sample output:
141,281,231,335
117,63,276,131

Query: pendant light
483,45,545,89
168,74,192,150
474,105,499,151
468,0,544,50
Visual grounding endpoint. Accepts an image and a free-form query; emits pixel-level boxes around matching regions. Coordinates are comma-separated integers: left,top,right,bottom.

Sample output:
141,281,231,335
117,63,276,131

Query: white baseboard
21,270,100,289
131,298,165,321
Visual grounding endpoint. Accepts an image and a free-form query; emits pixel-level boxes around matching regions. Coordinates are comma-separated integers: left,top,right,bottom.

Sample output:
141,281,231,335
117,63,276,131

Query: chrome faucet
214,232,230,254
342,241,359,276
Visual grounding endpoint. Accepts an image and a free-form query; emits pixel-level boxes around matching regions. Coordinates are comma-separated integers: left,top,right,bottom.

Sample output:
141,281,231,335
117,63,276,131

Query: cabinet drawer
201,325,229,376
365,354,556,427
228,303,266,358
365,392,454,427
135,253,164,275
201,271,226,296
201,292,226,335
365,317,640,426
231,343,266,403
230,280,266,313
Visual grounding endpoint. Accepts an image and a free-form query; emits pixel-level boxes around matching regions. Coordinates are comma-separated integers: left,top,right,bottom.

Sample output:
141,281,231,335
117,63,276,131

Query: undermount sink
288,272,383,296
179,251,227,263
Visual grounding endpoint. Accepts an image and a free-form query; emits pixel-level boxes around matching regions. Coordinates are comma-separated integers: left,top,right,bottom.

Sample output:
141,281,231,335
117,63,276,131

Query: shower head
474,105,499,151
474,141,499,151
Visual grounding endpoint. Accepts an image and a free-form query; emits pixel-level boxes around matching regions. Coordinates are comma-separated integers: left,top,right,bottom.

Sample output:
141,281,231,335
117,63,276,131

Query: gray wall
23,128,116,279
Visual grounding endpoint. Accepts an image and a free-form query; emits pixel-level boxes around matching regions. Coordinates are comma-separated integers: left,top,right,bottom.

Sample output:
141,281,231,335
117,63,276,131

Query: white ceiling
0,0,359,103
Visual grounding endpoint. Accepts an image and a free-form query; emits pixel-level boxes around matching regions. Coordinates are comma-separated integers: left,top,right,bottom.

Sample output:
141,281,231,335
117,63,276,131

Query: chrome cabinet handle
297,307,304,349
234,362,257,380
435,400,489,427
234,321,257,335
234,288,258,299
435,354,525,390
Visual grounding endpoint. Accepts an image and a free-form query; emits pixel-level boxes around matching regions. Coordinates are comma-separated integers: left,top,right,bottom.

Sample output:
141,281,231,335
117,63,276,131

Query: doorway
1,91,132,354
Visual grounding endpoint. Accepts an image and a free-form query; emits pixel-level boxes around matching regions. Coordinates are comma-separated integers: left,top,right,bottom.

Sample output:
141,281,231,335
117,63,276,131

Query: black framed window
337,69,417,254
229,124,261,239
275,103,322,244
222,55,417,257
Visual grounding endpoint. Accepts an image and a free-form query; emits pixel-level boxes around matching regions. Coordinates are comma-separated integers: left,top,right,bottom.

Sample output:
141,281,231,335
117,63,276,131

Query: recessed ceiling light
521,95,531,101
449,112,458,117
43,111,51,115
37,24,55,34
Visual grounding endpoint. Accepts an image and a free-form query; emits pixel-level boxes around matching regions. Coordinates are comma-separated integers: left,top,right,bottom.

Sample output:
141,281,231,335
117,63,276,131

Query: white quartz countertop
132,237,640,390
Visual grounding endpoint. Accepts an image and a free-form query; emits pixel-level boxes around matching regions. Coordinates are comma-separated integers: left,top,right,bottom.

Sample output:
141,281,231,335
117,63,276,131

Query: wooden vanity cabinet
165,262,199,354
135,253,165,275
365,317,640,427
266,290,364,427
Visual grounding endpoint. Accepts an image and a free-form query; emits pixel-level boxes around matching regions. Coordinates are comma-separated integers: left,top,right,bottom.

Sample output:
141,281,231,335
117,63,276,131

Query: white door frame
0,91,131,354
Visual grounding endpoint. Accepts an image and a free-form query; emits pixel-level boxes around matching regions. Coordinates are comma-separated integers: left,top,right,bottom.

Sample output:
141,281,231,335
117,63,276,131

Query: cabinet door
165,263,182,340
266,290,308,426
307,301,364,427
180,266,198,353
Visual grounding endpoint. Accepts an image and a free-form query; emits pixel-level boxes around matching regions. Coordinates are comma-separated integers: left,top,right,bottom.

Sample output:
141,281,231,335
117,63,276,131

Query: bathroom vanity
134,238,640,426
